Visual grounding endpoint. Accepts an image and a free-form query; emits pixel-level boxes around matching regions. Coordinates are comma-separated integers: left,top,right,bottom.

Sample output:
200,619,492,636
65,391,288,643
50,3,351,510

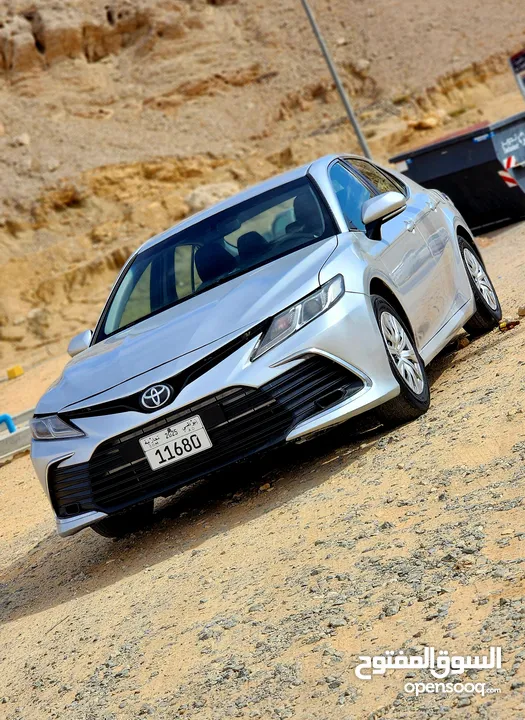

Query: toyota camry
30,154,502,537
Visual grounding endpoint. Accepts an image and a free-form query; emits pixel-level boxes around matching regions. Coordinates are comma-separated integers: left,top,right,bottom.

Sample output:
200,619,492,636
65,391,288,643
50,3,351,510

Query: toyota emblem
140,384,173,411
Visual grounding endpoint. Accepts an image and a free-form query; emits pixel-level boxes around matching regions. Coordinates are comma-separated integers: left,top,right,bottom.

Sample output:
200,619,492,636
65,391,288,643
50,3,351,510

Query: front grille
50,356,363,517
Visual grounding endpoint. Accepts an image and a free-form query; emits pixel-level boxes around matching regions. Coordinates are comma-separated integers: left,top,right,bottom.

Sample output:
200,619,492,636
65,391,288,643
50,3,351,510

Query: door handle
404,219,416,232
426,199,437,211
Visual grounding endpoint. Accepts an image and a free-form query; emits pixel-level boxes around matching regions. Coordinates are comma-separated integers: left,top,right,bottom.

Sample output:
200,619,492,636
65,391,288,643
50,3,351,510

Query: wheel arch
455,223,483,262
369,277,416,343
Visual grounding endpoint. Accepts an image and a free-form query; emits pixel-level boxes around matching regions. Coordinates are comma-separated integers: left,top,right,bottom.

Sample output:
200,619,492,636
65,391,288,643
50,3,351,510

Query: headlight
30,415,85,440
251,275,345,360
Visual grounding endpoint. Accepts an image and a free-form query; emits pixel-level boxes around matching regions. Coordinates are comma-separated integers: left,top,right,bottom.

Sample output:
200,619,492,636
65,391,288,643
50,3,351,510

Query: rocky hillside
1,0,525,368
2,0,525,203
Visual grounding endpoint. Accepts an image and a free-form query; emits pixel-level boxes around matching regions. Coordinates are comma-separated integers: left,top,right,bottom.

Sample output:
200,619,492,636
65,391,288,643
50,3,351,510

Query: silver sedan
30,154,502,537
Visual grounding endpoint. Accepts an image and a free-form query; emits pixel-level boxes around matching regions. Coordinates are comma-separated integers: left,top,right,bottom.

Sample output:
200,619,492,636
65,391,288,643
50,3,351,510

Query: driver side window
329,162,372,231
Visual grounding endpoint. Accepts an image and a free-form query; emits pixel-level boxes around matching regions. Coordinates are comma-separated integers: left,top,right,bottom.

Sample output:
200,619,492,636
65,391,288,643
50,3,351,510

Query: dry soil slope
1,0,525,369
1,0,525,209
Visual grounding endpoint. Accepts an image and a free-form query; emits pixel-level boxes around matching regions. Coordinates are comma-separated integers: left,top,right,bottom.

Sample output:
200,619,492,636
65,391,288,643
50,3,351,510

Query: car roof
137,154,340,255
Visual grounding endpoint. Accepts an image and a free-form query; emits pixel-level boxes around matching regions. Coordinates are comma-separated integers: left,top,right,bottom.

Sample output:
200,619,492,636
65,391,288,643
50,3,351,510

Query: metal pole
299,0,372,159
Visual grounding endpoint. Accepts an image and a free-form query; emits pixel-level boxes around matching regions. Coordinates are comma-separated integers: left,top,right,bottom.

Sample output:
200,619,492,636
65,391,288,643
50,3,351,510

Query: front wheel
459,236,502,335
372,295,430,426
91,500,154,538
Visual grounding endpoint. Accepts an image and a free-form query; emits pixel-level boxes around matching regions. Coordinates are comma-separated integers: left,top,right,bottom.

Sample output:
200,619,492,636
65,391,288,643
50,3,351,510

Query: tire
372,295,430,426
91,499,154,538
459,236,502,335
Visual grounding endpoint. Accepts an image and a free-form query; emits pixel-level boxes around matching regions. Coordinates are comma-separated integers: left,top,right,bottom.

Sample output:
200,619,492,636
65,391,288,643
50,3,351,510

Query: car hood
36,238,338,414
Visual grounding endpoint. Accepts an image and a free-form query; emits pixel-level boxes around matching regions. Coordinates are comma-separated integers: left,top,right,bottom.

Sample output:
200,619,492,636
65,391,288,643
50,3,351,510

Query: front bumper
32,291,399,536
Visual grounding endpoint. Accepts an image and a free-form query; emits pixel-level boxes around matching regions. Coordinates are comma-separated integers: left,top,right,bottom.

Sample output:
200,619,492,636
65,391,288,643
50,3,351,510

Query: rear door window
349,159,406,195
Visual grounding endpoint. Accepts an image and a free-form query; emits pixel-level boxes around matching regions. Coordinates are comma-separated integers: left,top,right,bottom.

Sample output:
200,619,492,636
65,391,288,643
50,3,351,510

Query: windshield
95,177,337,341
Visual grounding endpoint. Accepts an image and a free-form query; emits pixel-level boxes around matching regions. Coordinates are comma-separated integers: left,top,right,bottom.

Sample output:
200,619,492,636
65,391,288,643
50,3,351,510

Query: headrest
195,242,237,284
286,191,324,235
293,192,313,225
237,231,268,261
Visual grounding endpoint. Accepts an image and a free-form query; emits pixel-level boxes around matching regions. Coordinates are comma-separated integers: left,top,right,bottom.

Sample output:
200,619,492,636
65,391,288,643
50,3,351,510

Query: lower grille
50,355,363,517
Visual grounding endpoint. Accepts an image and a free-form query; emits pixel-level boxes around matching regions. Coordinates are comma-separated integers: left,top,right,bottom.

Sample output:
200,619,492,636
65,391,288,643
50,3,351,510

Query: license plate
139,415,212,471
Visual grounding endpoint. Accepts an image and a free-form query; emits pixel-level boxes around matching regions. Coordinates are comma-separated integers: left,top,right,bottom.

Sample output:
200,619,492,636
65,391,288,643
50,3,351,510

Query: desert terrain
1,0,525,718
0,223,524,719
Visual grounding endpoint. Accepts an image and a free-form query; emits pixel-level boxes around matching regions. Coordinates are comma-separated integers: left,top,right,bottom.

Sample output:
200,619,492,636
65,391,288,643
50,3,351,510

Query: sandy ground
0,224,524,719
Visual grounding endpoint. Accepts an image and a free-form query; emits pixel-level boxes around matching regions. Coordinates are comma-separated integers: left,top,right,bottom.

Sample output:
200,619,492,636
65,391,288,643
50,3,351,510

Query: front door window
329,162,373,231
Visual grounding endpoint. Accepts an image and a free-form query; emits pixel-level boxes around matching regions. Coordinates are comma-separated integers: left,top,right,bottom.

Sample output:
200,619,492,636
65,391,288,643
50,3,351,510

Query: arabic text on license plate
139,415,212,471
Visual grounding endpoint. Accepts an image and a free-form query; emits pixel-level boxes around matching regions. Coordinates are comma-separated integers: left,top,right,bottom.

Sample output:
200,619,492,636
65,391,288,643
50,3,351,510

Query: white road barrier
0,408,34,464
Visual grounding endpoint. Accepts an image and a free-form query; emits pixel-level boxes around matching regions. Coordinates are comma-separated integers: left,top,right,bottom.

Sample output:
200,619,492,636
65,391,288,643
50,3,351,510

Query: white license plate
139,415,212,471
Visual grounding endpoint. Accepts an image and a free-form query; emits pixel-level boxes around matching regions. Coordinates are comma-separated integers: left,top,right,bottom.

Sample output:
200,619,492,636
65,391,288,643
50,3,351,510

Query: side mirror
361,190,407,240
67,329,93,358
361,191,407,237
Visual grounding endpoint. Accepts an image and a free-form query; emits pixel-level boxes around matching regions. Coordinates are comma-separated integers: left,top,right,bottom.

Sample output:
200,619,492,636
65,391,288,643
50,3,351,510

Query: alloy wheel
380,312,425,395
463,248,498,311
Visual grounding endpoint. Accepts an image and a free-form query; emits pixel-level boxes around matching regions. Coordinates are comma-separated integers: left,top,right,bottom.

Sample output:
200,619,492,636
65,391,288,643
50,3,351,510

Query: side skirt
419,296,476,366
